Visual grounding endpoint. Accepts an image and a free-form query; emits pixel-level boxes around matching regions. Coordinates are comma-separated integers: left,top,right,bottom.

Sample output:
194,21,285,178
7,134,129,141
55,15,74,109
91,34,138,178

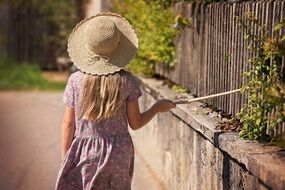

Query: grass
0,55,66,91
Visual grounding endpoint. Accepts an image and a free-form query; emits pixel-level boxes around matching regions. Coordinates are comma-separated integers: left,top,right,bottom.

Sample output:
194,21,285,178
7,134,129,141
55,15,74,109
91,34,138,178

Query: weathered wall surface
131,77,285,190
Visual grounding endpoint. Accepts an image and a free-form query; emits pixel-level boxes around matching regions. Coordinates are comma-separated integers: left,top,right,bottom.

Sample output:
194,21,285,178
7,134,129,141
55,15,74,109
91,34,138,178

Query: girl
55,12,176,190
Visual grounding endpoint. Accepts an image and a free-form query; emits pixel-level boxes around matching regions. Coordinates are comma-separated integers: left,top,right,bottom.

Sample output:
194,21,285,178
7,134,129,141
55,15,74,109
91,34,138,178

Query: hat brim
67,13,138,75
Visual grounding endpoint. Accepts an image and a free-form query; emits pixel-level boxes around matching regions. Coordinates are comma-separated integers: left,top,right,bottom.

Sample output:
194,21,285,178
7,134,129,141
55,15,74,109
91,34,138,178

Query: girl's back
56,70,141,190
65,70,142,137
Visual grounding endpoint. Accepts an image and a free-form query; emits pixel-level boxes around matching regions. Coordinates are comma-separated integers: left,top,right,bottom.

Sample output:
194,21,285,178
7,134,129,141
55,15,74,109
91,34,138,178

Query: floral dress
55,71,142,190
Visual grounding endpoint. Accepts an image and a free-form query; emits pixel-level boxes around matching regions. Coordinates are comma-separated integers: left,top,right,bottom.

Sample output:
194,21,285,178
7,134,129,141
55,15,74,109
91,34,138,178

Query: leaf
256,118,261,125
274,23,284,31
277,117,284,124
243,122,249,130
239,130,247,137
248,133,254,140
247,43,252,49
244,72,251,77
240,86,247,93
244,34,250,39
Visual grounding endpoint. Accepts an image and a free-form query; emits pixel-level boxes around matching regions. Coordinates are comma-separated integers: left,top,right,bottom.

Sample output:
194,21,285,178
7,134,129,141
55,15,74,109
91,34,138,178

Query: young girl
55,12,176,190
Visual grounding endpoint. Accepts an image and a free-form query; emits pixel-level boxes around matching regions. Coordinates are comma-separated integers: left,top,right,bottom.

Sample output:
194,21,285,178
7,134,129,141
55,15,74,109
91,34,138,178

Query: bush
2,0,78,67
236,14,285,142
113,0,177,76
113,0,225,76
0,54,66,91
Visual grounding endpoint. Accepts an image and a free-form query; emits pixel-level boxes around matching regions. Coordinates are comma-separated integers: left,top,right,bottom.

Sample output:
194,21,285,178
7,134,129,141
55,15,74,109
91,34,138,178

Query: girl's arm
61,106,75,160
127,99,175,130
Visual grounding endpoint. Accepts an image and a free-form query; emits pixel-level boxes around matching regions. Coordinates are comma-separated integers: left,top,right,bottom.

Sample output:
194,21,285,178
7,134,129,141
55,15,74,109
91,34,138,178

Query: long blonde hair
79,70,126,121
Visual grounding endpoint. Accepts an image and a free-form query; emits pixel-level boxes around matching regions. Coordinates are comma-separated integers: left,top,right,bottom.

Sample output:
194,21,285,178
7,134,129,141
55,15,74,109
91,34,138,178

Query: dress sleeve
63,75,75,108
126,74,142,102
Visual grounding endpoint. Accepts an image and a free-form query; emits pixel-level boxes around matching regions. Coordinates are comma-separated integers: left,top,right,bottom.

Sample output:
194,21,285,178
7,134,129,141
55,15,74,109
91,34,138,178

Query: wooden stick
174,88,241,104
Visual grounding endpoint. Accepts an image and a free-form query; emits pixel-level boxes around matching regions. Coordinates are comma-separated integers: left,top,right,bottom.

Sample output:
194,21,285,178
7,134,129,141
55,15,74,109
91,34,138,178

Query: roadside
42,71,69,82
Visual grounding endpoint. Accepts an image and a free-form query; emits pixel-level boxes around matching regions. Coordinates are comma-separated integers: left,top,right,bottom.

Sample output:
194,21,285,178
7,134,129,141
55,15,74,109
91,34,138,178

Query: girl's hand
154,99,176,113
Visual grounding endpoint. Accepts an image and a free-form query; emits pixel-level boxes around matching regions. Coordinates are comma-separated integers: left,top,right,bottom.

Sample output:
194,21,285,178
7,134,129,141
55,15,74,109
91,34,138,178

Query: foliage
173,14,192,30
3,0,77,63
172,84,190,93
40,0,78,56
270,136,285,148
236,13,285,142
149,0,224,8
113,0,225,76
0,54,65,91
113,0,177,76
126,58,155,77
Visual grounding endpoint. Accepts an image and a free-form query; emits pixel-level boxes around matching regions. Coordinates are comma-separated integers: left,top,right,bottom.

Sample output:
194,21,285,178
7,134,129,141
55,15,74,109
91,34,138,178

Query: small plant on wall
236,12,285,142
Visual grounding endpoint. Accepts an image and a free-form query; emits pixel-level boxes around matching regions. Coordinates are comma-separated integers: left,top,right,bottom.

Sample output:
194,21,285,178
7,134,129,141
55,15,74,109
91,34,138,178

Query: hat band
85,41,121,66
87,54,110,66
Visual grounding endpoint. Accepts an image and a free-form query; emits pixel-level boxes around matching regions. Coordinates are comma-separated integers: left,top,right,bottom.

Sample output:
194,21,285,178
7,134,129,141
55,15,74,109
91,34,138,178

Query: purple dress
55,71,142,190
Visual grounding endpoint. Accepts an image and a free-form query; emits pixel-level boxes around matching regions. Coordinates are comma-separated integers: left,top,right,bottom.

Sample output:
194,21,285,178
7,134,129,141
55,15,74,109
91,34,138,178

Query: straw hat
67,12,138,75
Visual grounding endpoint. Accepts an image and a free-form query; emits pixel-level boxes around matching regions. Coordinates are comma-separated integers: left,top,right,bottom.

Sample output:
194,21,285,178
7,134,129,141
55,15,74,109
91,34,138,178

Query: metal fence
155,0,285,137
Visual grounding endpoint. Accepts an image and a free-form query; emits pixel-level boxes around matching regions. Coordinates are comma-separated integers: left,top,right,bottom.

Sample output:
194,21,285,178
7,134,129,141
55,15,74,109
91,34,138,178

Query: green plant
113,0,177,76
172,84,190,93
149,0,225,8
126,57,155,77
113,0,225,76
3,0,77,65
173,14,192,30
0,54,66,91
236,13,285,142
40,0,78,57
270,136,285,148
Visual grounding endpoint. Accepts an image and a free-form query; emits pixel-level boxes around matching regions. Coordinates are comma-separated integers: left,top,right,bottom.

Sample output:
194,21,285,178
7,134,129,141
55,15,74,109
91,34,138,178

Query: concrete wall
131,77,285,190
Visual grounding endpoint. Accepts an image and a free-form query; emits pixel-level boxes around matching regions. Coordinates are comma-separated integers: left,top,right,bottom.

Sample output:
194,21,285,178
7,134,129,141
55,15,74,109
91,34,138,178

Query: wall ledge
138,76,285,190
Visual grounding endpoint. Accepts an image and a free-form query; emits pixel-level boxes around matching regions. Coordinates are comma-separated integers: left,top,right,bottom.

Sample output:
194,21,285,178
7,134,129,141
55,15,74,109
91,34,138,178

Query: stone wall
131,77,285,190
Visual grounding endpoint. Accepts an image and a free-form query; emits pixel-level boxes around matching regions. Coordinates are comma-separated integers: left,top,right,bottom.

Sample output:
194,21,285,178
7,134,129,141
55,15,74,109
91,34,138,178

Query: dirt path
0,91,162,190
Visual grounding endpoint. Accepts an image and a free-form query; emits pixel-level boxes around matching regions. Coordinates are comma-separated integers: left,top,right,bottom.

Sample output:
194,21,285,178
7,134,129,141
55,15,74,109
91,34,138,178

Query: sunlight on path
0,91,162,190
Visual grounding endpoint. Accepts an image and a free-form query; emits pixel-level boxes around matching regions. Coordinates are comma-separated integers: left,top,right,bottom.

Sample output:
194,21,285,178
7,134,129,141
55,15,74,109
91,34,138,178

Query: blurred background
0,0,113,90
